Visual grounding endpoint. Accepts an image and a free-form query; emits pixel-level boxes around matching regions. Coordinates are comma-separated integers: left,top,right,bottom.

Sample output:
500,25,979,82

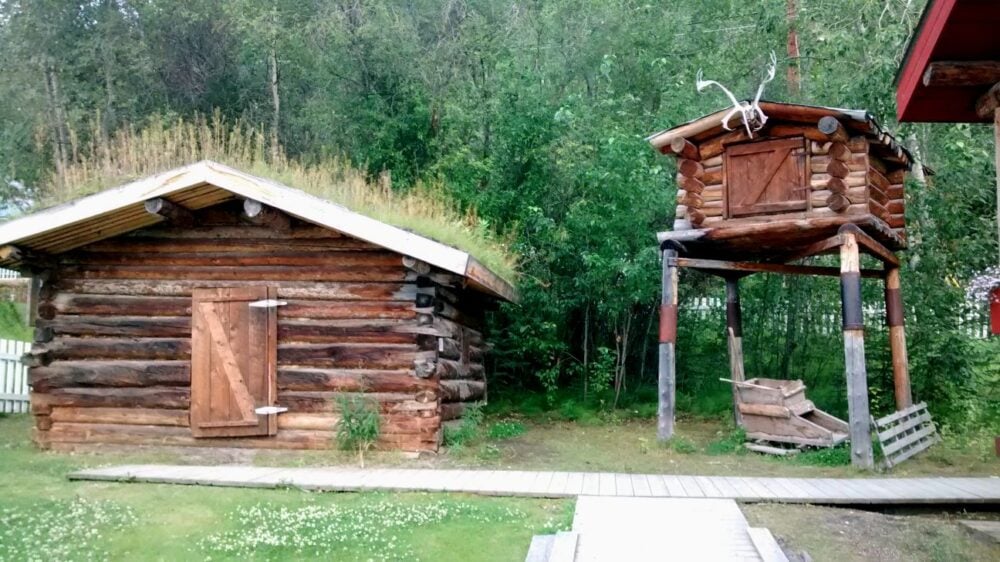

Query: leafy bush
793,445,851,467
335,395,381,467
667,437,697,454
487,420,527,440
706,427,747,456
443,404,484,448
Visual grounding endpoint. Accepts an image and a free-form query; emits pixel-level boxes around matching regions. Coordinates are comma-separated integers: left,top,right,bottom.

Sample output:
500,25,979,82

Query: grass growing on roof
37,112,518,282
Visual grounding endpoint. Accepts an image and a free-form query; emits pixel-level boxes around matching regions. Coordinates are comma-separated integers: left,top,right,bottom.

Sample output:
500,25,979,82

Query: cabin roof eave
0,160,516,302
646,101,913,168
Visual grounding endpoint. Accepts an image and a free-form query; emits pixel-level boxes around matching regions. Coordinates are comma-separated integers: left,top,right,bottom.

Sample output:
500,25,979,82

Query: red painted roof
896,0,1000,123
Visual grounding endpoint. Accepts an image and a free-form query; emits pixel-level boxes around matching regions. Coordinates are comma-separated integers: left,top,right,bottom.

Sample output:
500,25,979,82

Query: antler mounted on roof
695,51,777,138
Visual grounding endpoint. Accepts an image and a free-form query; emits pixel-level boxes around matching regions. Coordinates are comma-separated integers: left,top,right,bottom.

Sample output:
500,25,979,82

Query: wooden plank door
191,287,277,438
725,137,808,218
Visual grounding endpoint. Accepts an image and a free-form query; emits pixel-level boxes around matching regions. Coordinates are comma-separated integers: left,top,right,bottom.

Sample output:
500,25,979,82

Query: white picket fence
0,339,30,413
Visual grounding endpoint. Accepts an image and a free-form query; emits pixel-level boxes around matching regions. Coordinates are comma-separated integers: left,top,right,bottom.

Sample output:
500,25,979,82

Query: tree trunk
269,45,281,162
786,0,801,95
582,304,589,401
43,60,69,183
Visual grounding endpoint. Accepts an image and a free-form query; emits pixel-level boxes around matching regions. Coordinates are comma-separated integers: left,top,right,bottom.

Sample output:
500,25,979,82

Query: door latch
249,299,288,308
254,406,289,415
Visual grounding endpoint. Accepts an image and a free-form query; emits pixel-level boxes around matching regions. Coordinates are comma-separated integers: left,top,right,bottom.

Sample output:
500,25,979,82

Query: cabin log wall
28,201,449,453
410,268,488,424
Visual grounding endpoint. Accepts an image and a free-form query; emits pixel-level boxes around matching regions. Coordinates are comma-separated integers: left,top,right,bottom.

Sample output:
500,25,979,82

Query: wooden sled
734,378,849,447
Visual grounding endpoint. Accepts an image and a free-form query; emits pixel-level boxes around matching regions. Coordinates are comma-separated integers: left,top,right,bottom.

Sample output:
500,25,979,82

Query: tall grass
39,112,518,281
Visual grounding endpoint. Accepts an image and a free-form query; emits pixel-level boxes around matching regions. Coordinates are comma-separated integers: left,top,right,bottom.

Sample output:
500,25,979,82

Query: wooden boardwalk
572,496,768,561
68,464,1000,505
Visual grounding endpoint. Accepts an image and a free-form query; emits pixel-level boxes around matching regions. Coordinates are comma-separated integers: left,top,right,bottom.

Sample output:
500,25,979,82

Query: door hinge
249,299,288,308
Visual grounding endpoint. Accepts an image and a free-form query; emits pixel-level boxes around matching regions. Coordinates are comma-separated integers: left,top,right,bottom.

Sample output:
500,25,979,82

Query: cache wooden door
724,137,808,218
190,287,277,438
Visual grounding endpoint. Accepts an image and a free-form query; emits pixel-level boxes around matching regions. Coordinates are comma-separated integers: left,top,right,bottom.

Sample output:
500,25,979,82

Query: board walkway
571,496,771,561
68,464,1000,505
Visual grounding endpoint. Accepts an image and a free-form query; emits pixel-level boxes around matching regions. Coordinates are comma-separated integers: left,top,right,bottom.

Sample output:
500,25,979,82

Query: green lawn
251,416,1000,478
0,415,572,561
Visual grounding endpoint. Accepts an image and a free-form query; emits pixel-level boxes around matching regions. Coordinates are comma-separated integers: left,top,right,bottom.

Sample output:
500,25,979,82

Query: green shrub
793,444,851,467
667,437,697,454
477,443,502,460
334,395,381,467
487,420,526,440
443,404,484,448
706,427,747,456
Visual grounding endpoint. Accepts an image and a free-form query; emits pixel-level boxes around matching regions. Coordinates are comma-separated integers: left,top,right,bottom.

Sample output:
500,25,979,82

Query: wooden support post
839,231,874,469
725,276,745,427
658,244,680,441
885,267,912,410
144,197,194,226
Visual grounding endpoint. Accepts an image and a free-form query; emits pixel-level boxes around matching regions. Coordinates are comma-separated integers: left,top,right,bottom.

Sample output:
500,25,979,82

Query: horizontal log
38,316,190,338
701,189,723,203
810,154,864,173
32,387,190,413
435,358,485,380
45,294,417,320
677,159,703,178
42,423,437,452
241,199,291,230
922,61,1000,87
278,368,435,393
66,251,401,268
433,300,483,329
810,187,866,207
58,265,407,282
278,343,421,369
669,138,700,160
277,412,440,433
50,406,189,426
887,184,904,200
702,165,722,185
679,191,704,208
440,380,486,402
702,155,722,167
828,159,850,179
818,116,847,143
810,173,865,189
126,224,349,240
89,236,379,255
827,142,852,162
53,279,417,300
698,129,749,160
41,338,190,361
677,175,705,195
887,199,904,215
278,391,438,414
38,316,426,343
737,403,790,418
30,361,190,391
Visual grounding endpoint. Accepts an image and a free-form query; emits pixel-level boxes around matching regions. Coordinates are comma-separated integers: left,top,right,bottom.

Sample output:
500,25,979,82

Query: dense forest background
0,0,997,433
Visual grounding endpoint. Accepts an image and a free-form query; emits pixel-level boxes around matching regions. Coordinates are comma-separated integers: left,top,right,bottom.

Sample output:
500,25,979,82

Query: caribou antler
694,51,778,138
696,70,749,135
748,51,778,127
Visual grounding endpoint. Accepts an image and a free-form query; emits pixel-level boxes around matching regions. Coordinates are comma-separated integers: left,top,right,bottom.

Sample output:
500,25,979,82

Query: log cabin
0,160,516,453
646,102,917,468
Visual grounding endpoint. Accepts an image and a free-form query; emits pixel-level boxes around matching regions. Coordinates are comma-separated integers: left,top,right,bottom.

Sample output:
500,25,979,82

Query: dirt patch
744,504,1000,562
